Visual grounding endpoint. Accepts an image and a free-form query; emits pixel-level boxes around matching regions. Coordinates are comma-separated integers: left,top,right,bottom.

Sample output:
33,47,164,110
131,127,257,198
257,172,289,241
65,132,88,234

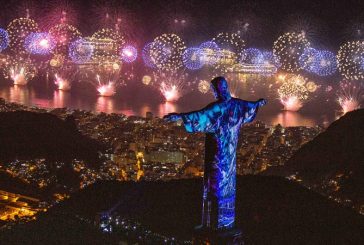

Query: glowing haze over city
0,0,361,127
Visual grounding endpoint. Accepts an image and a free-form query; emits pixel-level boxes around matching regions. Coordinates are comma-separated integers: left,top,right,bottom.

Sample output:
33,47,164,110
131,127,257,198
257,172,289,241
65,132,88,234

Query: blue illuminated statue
164,77,267,231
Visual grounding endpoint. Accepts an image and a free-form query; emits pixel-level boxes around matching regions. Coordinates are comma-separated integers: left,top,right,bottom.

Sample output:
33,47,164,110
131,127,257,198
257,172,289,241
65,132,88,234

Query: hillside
0,170,45,199
264,109,364,213
1,176,363,244
0,111,104,165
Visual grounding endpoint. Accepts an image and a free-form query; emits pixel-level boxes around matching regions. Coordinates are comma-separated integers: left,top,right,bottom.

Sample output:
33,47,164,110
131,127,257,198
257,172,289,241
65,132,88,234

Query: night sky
0,0,364,49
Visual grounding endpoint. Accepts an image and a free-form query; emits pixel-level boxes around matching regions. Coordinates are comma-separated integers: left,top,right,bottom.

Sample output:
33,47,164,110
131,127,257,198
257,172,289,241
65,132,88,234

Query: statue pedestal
192,226,244,245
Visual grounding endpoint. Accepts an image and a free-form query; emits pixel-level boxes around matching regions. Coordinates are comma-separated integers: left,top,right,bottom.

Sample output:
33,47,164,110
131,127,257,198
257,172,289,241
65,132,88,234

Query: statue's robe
181,98,260,230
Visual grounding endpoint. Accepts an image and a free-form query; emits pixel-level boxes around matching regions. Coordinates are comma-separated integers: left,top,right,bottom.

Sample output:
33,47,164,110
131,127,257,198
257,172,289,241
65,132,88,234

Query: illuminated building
0,190,43,221
146,151,185,165
227,63,277,78
70,37,120,66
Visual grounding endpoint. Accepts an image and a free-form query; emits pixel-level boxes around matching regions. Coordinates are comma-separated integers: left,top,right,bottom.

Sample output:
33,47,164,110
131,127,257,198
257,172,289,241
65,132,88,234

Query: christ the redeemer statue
164,77,266,237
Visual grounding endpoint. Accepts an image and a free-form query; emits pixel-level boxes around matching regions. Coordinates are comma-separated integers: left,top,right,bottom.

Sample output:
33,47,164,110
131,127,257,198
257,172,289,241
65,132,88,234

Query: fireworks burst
299,47,319,73
53,64,78,91
337,41,364,80
96,80,116,97
4,56,36,85
198,80,210,94
161,84,179,101
68,38,94,64
153,70,191,102
261,51,281,68
7,18,39,54
0,28,9,52
49,24,82,55
90,29,125,64
287,73,307,86
24,32,56,55
213,49,238,73
305,81,318,92
213,32,245,54
211,33,245,73
142,42,157,68
55,73,71,90
299,48,337,76
150,33,186,72
279,96,304,112
234,51,280,76
314,50,337,76
142,75,152,85
120,45,138,63
89,29,124,63
199,41,221,66
89,63,122,96
273,32,310,72
182,47,204,70
285,14,327,45
337,81,364,114
50,54,65,68
239,48,264,64
91,28,125,44
277,74,310,111
39,1,78,32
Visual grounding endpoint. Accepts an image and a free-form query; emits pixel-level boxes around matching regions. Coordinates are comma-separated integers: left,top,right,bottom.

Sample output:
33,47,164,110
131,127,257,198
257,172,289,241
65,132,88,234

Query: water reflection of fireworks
55,74,72,90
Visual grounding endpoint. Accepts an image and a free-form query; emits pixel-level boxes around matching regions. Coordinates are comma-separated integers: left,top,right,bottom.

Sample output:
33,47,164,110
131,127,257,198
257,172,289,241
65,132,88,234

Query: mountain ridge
263,109,364,213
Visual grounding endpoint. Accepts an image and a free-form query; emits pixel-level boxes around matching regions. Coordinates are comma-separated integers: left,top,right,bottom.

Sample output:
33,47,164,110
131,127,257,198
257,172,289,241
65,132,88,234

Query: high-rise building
146,111,153,120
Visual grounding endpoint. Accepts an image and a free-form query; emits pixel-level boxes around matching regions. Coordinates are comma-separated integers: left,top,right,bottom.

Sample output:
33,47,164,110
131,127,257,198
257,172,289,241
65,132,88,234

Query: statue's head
211,76,231,101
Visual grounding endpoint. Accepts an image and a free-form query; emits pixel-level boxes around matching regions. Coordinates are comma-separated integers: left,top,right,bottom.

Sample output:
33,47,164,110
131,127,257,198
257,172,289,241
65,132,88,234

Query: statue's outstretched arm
241,99,267,124
241,98,267,108
164,102,220,133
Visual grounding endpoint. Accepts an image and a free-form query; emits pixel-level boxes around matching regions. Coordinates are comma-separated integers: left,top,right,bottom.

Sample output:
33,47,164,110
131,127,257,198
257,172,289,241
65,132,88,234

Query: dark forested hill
264,109,364,213
0,111,104,165
1,176,363,244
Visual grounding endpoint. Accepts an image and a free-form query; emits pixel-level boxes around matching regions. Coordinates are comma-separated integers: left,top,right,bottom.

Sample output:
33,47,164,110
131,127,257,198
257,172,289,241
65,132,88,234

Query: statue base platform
192,226,244,245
